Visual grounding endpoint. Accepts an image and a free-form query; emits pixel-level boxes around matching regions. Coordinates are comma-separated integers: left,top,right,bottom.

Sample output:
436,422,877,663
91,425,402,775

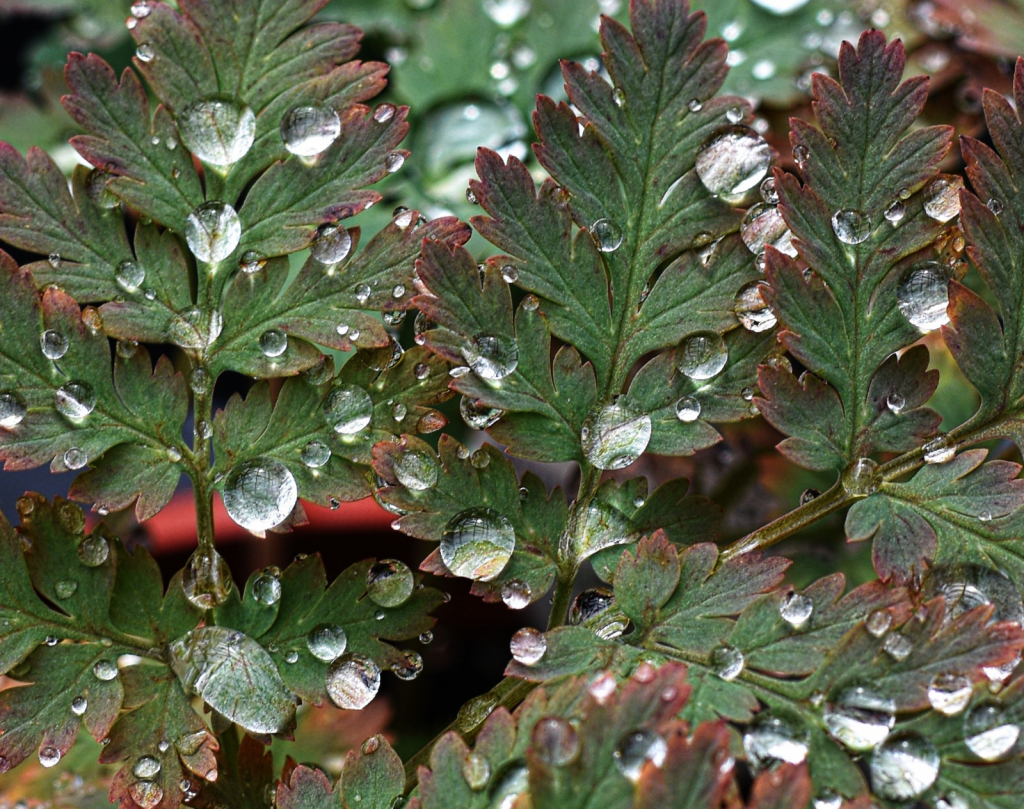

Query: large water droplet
870,732,940,801
927,672,973,715
441,507,515,581
41,329,69,360
252,568,282,606
613,730,668,782
392,650,424,680
462,752,490,790
366,559,414,608
712,644,744,680
678,332,728,379
532,716,579,765
897,261,949,332
923,176,964,222
307,624,348,661
325,385,374,434
482,0,530,26
964,700,1020,760
310,223,352,264
182,547,233,609
393,450,438,491
831,209,871,244
185,201,241,262
510,627,546,665
779,591,813,628
695,127,771,203
823,684,896,751
461,334,519,380
326,653,380,709
55,381,96,419
178,99,256,166
259,329,288,358
590,218,623,252
280,105,341,157
222,458,298,533
581,399,651,470
0,391,26,428
743,713,809,771
734,282,776,332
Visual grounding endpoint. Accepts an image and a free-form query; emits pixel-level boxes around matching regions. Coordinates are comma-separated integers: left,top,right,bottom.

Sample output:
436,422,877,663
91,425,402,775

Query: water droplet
897,261,949,332
866,609,893,637
393,450,438,491
760,177,779,205
307,624,348,661
987,197,1005,215
0,391,26,429
310,223,352,264
39,746,61,767
813,790,842,809
392,650,423,680
55,381,97,419
743,713,809,771
185,201,241,262
462,752,490,790
924,564,1024,628
130,0,151,17
133,756,161,779
712,644,744,680
750,0,811,13
238,250,266,275
326,653,380,709
222,458,297,533
459,396,502,430
54,579,78,599
245,569,280,609
678,332,728,379
779,591,813,628
179,99,256,166
927,672,972,715
62,448,88,470
442,507,515,581
510,627,546,665
295,439,331,470
325,385,374,434
923,439,955,464
533,716,579,765
843,457,879,496
734,281,776,333
885,392,906,414
259,329,288,358
460,334,519,380
500,579,531,610
885,199,906,222
695,126,771,203
41,329,69,360
870,732,940,800
115,259,146,292
613,730,667,782
93,660,118,681
392,402,407,422
280,105,341,157
883,631,913,660
823,684,895,751
964,700,1019,760
385,152,405,173
182,547,233,609
71,695,88,715
45,634,59,646
831,209,870,244
923,176,964,222
686,98,703,114
740,204,796,257
674,396,701,423
136,43,155,62
751,59,776,80
367,559,414,608
590,218,623,252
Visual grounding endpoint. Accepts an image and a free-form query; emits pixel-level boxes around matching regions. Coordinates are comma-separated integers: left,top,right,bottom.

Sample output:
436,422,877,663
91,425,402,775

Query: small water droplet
734,281,777,333
927,672,972,715
695,126,771,203
179,99,256,166
0,391,26,429
385,152,406,173
54,579,78,599
813,791,842,809
590,218,623,252
462,752,490,790
93,659,119,681
311,223,352,264
823,684,895,751
281,105,341,157
678,331,728,379
133,756,162,779
41,329,69,360
501,579,531,609
923,439,955,464
885,199,906,223
222,458,297,533
130,0,151,17
373,103,396,123
674,396,701,422
843,457,879,496
886,392,906,413
687,98,703,113
71,695,88,715
923,176,964,222
326,653,380,709
394,450,438,491
115,260,146,292
185,201,241,263
870,731,940,800
533,716,579,765
459,396,502,430
324,385,373,434
78,533,110,567
866,609,892,637
55,381,97,419
581,398,652,470
897,261,949,332
136,43,155,62
740,204,796,258
442,507,515,581
964,700,1019,760
760,176,779,205
743,713,809,772
460,333,519,380
712,644,744,680
569,588,628,640
510,627,546,665
307,624,348,661
613,730,667,782
831,209,870,244
367,559,414,608
987,197,1005,215
63,448,88,470
250,568,282,606
779,591,813,627
259,329,288,358
39,746,62,767
883,631,913,660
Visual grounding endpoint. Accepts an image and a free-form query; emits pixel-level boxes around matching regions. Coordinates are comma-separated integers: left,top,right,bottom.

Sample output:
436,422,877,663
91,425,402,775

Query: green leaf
759,31,950,472
376,435,567,607
845,449,1024,585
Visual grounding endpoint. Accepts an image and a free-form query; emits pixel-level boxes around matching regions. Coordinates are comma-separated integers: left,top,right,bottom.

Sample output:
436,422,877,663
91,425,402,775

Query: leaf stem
188,374,215,553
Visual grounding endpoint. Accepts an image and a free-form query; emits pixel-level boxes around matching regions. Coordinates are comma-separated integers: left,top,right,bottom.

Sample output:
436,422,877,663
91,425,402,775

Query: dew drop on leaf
136,43,155,62
581,398,651,470
54,579,78,599
306,624,348,661
93,660,118,681
115,260,145,292
324,385,373,434
869,732,940,800
41,329,69,360
897,261,949,332
740,203,796,257
779,591,813,627
923,176,964,222
71,695,87,715
133,756,161,779
866,608,893,638
252,569,282,606
280,105,341,157
63,448,88,470
927,672,972,715
677,331,728,380
129,781,164,809
78,533,110,567
366,559,415,608
823,684,895,751
385,152,406,172
695,126,770,203
259,329,288,358
482,0,531,27
743,713,809,772
310,223,352,264
300,440,331,469
987,197,1004,215
0,391,26,428
222,458,298,533
964,700,1019,760
613,730,667,782
734,281,777,332
923,439,955,464
711,644,744,680
830,209,870,244
882,631,912,661
460,334,519,380
674,396,701,422
501,579,531,610
886,392,906,414
394,449,438,491
442,507,515,581
813,790,842,809
182,547,233,609
461,752,490,790
884,199,906,222
185,201,241,263
590,218,623,252
326,653,381,709
843,457,879,496
39,746,61,768
510,627,546,665
239,250,266,274
55,381,97,420
178,99,256,166
533,716,579,766
460,396,503,430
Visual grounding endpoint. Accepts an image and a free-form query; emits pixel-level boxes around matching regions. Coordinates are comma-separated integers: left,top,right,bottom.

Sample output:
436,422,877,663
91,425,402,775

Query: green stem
547,568,576,630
